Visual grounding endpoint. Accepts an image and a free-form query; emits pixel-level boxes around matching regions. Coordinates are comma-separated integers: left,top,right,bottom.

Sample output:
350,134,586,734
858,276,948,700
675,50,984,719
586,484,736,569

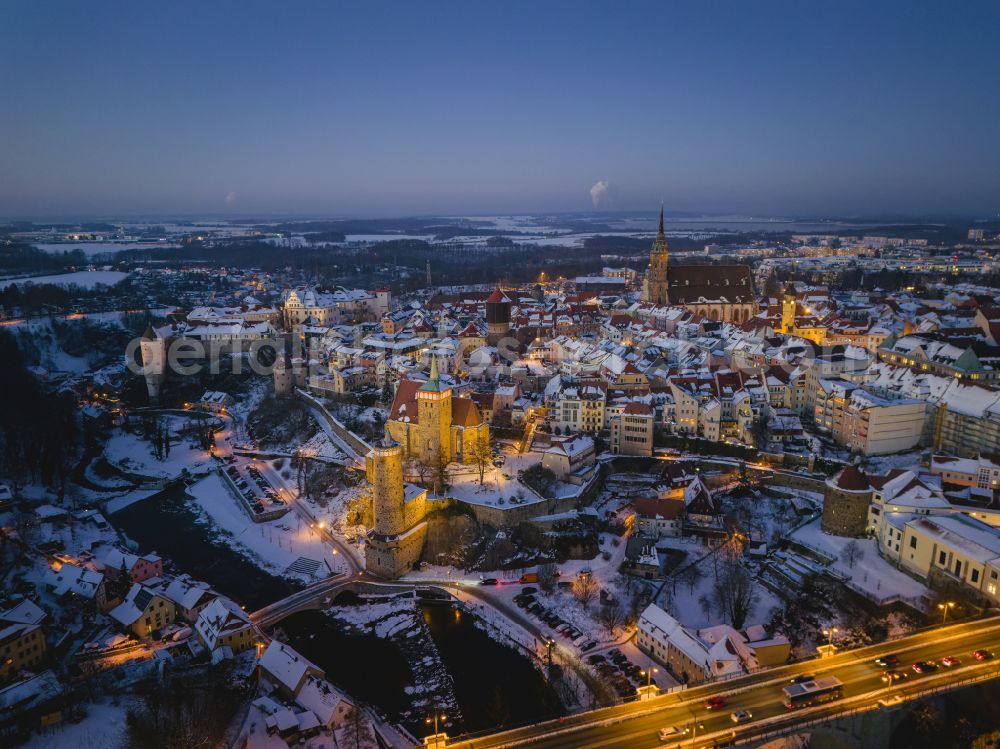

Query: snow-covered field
0,270,129,289
32,241,177,256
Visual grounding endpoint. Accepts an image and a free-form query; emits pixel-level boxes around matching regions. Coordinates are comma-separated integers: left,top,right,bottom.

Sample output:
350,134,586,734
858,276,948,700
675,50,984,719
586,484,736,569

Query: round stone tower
139,324,167,406
821,465,873,537
370,438,406,537
485,287,512,342
273,355,293,398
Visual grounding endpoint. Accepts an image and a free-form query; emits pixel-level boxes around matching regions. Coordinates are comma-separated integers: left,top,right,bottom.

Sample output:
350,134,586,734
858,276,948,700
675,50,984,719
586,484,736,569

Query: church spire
657,204,665,243
429,354,439,383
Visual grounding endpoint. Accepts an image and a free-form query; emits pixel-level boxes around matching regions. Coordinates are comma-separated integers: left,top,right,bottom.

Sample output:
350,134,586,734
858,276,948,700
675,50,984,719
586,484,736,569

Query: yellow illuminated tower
780,283,797,334
642,206,670,305
365,435,428,579
369,439,406,536
416,356,453,466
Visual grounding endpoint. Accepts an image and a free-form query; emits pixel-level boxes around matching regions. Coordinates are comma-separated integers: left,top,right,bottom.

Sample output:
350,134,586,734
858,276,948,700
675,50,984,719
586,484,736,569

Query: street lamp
425,709,446,749
822,626,839,648
640,667,658,690
938,601,955,624
545,637,556,669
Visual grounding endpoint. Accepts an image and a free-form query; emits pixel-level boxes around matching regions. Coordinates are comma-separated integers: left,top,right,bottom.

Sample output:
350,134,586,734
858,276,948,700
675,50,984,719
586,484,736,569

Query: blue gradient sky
2,1,998,218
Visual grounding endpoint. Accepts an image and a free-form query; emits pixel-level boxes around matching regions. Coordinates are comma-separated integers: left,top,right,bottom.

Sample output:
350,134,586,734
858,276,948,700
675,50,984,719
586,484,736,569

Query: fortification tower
139,324,167,406
369,438,406,536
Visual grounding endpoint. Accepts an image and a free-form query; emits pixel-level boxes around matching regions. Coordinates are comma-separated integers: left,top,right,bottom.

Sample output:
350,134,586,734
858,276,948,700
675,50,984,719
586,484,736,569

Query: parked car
580,640,597,652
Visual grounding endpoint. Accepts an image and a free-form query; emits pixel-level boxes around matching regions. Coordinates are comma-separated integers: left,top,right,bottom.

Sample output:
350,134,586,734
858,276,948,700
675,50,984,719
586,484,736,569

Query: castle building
365,438,428,579
385,357,490,467
641,207,757,323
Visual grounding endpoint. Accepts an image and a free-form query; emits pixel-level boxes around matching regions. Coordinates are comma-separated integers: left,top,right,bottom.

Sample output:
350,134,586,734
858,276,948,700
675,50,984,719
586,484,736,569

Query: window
909,537,917,549
972,569,980,584
938,551,947,565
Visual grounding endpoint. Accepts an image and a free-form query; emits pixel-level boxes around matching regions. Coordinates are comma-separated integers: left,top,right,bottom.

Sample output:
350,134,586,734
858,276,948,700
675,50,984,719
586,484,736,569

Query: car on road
912,661,937,674
479,578,498,586
658,726,685,740
789,674,815,684
940,656,961,667
874,654,899,667
730,710,752,724
881,670,905,683
973,649,994,661
704,696,726,710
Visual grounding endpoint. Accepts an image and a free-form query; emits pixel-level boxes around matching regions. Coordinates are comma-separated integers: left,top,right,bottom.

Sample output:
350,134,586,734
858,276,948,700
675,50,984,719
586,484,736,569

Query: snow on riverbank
104,419,215,479
187,472,341,581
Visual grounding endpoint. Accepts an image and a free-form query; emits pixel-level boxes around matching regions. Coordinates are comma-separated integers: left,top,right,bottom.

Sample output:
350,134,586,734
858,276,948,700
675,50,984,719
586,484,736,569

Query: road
447,616,1000,749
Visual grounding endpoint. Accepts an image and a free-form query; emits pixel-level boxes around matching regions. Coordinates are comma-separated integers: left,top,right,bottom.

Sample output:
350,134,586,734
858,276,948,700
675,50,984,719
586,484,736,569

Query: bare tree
573,574,598,610
470,431,493,485
678,563,704,595
840,539,864,569
341,704,374,749
538,562,558,593
710,555,759,629
600,600,625,634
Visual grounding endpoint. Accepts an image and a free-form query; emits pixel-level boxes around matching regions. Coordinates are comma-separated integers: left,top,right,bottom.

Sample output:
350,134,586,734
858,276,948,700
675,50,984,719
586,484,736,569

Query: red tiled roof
451,398,483,428
389,379,422,422
633,497,684,521
831,465,871,492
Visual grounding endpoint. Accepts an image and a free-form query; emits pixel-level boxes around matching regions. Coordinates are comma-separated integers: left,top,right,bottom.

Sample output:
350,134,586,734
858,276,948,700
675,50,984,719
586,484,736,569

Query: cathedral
641,207,757,324
385,357,490,468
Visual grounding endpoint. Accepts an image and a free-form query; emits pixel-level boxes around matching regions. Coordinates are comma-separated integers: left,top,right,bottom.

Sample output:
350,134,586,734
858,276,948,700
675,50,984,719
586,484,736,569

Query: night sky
2,1,998,218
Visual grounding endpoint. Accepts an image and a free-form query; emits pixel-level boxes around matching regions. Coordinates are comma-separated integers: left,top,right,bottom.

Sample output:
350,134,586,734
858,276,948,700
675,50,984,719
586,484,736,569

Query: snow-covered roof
259,640,322,695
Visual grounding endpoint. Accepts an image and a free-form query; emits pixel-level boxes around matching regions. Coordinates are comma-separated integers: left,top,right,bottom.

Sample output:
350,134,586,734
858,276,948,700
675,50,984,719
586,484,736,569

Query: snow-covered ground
24,699,130,749
791,518,931,601
187,472,345,582
439,448,582,507
104,418,216,479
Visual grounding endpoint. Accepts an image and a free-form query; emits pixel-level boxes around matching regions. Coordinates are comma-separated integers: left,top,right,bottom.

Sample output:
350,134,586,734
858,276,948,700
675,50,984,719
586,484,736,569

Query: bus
781,676,844,709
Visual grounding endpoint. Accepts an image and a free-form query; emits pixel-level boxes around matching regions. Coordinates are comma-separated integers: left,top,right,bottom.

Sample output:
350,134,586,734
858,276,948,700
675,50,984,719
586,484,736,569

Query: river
110,482,297,610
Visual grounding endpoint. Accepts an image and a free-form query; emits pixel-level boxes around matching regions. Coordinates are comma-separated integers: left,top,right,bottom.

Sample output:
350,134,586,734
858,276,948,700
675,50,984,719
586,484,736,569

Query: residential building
0,601,47,683
636,604,789,685
109,583,176,640
609,402,654,456
194,597,256,653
